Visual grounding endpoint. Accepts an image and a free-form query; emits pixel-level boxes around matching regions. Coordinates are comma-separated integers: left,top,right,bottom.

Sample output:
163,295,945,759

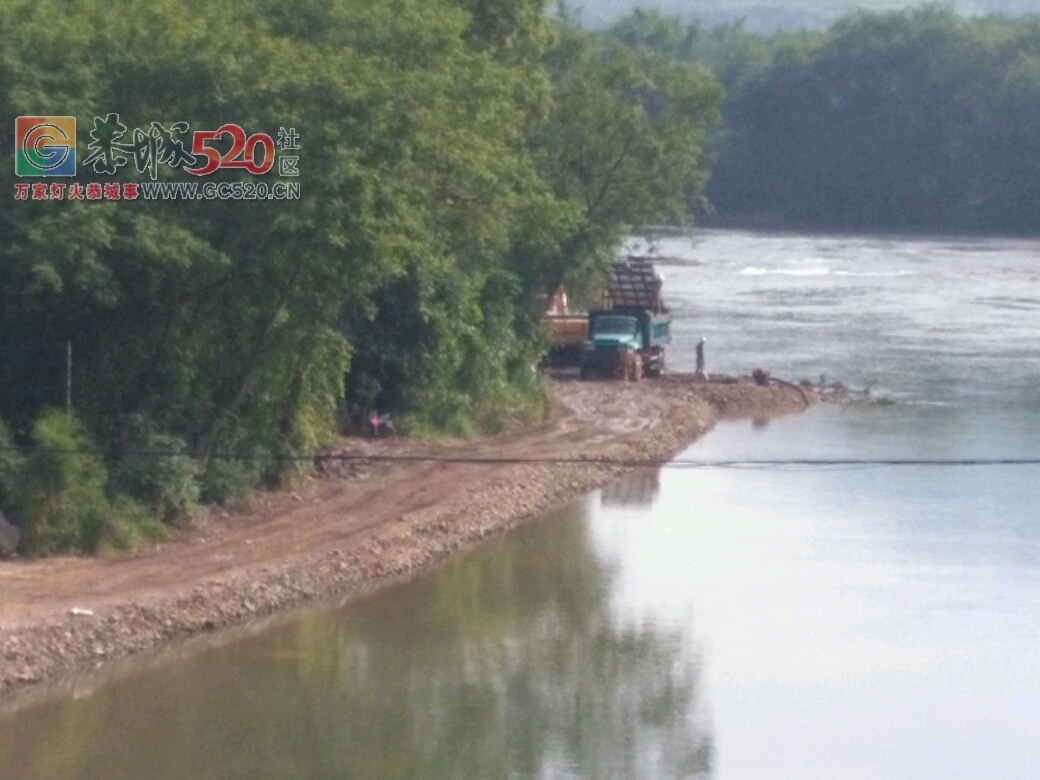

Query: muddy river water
3,230,1040,779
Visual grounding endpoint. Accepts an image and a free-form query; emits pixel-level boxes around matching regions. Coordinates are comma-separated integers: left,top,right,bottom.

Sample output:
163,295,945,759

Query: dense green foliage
3,411,161,555
0,419,19,512
0,0,719,553
609,5,1040,232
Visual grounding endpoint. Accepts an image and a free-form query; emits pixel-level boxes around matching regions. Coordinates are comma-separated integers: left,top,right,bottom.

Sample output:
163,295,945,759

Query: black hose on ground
769,377,812,408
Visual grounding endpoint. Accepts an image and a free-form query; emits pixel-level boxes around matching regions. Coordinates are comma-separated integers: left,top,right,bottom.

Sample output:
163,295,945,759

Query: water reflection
0,500,711,780
600,469,661,508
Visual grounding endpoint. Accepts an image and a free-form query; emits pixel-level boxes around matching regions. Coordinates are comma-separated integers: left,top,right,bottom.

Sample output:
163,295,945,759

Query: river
2,229,1039,779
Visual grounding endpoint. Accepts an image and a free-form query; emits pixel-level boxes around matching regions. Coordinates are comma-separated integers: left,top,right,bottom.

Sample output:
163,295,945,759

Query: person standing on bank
695,337,707,380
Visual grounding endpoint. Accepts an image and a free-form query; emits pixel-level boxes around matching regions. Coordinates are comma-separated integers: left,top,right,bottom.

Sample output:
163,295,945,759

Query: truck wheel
647,350,664,378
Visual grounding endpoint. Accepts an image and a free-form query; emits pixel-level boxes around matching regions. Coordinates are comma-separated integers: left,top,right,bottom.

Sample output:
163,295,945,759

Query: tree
524,19,722,303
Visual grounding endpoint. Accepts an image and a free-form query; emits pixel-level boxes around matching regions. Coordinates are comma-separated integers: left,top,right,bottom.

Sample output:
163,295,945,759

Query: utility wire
0,445,1038,469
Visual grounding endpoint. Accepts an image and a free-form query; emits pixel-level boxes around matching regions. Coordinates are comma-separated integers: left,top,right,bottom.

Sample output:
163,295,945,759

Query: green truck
579,259,672,380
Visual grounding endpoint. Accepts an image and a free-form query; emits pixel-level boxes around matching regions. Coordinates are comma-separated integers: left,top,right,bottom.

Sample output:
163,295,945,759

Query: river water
2,230,1039,779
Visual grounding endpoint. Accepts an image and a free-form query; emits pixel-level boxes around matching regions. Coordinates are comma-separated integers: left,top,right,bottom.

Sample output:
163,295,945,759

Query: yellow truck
541,313,588,367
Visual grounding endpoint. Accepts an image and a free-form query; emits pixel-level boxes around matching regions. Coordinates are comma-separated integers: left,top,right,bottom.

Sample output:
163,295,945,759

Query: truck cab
581,306,670,378
589,313,642,351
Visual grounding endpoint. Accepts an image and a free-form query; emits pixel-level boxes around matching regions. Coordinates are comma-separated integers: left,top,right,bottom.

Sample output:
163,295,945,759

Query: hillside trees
0,0,722,554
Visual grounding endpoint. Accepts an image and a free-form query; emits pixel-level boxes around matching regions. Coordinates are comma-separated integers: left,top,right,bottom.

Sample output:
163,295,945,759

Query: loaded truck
579,259,671,380
541,313,588,368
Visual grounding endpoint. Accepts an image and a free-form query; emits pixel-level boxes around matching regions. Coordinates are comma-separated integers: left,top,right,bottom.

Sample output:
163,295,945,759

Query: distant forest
580,0,1040,32
606,5,1040,232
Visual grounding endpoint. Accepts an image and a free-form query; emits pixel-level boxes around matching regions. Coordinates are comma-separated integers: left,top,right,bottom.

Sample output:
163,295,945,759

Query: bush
0,418,23,514
199,450,269,505
109,423,200,522
94,496,165,554
12,411,162,556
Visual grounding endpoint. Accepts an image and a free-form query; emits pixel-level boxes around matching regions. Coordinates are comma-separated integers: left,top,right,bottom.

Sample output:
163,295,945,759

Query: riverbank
0,374,826,703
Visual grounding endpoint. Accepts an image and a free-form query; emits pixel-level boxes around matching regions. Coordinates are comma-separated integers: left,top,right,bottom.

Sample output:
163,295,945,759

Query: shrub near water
13,411,161,556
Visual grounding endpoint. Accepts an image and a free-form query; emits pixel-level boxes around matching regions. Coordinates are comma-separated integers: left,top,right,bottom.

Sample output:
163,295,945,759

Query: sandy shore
0,373,827,703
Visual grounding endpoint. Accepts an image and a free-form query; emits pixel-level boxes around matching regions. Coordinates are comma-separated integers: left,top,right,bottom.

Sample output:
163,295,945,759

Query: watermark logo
276,127,299,177
15,117,77,176
187,123,274,176
14,114,301,200
83,113,198,177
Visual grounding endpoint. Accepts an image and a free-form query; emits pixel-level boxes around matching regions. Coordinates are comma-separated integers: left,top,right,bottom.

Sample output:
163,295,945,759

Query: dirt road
0,374,819,699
